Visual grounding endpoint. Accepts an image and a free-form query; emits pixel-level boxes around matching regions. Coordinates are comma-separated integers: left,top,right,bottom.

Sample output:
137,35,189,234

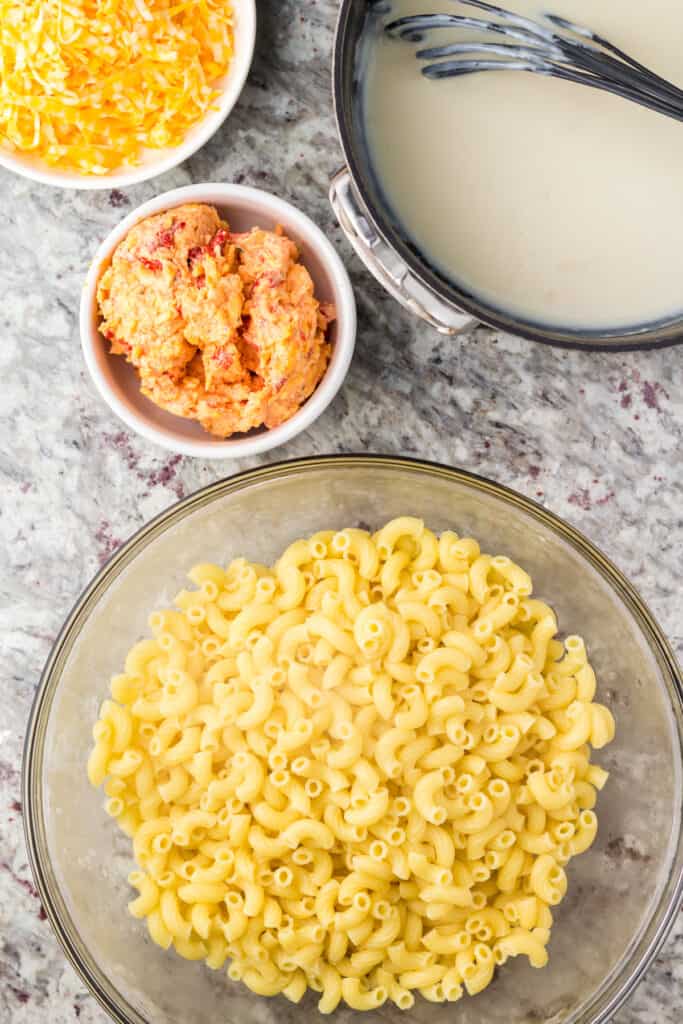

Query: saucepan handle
329,168,474,336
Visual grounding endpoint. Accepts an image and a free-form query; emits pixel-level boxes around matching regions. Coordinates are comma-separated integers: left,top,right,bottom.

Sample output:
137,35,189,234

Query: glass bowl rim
22,453,683,1024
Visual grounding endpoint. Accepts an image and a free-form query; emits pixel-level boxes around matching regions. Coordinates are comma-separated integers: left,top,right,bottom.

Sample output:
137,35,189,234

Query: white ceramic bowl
80,183,357,458
0,2,256,190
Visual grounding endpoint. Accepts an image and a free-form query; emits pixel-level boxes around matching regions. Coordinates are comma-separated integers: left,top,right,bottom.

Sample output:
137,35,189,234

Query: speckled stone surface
0,1,681,1022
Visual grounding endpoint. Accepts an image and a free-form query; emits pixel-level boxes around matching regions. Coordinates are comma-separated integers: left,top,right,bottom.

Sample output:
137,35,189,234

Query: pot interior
334,0,683,350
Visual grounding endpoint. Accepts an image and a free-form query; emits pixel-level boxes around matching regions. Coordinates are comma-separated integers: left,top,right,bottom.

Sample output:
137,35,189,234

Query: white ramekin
80,183,357,458
0,2,256,190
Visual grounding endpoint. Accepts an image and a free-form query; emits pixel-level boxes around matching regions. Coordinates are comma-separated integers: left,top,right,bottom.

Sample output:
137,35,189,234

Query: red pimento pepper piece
253,271,285,288
138,256,163,272
210,227,229,256
187,246,204,267
213,349,234,369
153,220,186,249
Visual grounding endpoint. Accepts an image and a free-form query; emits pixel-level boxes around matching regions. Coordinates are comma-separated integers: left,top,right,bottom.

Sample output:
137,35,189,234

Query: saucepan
329,0,683,350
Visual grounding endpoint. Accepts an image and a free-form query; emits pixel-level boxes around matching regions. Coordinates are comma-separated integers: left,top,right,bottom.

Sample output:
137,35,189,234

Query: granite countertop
0,1,681,1021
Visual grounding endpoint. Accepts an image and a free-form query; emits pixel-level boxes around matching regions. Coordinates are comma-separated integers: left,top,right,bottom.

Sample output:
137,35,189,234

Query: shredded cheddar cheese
0,0,234,175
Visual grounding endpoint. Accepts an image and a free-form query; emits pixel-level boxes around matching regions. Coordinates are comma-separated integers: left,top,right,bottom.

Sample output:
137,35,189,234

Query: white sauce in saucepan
362,0,683,329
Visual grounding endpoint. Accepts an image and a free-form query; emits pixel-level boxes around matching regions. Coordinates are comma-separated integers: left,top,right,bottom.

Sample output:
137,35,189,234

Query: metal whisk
385,0,683,123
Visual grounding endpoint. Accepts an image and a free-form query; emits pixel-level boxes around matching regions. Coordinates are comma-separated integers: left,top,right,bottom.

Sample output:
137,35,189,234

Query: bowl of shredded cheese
0,0,256,188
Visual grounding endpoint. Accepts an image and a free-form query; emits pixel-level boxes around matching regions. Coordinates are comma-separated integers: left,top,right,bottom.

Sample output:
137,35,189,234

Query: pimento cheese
96,204,335,437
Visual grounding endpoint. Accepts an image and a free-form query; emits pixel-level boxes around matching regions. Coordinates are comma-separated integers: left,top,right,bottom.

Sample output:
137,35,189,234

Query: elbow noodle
412,530,439,571
365,911,402,949
417,647,471,681
575,664,597,702
160,673,198,718
341,977,387,1010
374,517,424,553
395,690,429,730
177,882,226,905
469,556,492,605
376,724,413,778
420,884,473,907
282,819,335,851
497,928,549,968
328,728,363,769
490,556,532,597
398,964,447,990
236,683,274,731
86,520,615,1010
381,550,411,598
124,639,161,676
276,567,308,612
323,805,364,844
526,770,574,812
396,601,441,639
529,855,567,906
318,967,343,1013
586,764,609,790
552,704,594,751
127,873,159,918
146,908,173,950
570,811,598,854
414,769,448,819
344,788,390,826
463,957,495,996
173,936,207,960
87,741,111,787
590,704,616,748
101,700,134,752
160,890,191,941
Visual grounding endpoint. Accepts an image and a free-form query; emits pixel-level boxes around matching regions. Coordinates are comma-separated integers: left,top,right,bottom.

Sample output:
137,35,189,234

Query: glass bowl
23,455,683,1024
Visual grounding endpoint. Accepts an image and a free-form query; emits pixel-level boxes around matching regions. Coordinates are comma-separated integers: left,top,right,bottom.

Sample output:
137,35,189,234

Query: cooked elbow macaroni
87,519,615,1011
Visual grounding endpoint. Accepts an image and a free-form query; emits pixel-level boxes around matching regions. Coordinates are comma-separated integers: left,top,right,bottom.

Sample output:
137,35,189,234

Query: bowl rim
0,0,257,190
79,183,357,457
22,454,683,1024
